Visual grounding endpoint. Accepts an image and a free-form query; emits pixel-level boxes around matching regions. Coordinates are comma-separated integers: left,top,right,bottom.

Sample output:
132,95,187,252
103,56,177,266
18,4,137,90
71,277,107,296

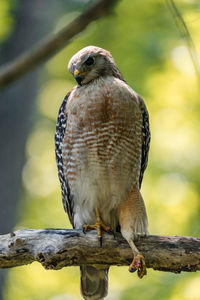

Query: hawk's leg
118,186,148,279
83,208,114,246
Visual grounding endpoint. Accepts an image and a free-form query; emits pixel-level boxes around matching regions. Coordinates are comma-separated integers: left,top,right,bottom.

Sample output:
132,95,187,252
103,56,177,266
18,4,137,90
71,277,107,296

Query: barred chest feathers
62,76,143,229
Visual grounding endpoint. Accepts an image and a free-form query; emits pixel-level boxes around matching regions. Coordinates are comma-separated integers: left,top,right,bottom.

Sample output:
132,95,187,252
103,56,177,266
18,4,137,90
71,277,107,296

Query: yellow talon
129,254,147,278
83,209,114,246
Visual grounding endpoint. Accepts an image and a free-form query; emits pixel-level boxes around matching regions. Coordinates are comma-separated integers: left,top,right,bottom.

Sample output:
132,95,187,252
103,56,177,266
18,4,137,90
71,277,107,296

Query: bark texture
0,229,199,274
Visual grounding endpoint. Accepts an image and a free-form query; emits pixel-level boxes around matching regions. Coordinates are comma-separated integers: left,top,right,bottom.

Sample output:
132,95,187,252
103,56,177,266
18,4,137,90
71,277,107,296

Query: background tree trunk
0,1,74,298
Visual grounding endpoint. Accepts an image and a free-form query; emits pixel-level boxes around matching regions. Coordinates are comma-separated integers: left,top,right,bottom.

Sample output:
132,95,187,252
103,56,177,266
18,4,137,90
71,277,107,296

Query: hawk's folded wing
55,91,74,226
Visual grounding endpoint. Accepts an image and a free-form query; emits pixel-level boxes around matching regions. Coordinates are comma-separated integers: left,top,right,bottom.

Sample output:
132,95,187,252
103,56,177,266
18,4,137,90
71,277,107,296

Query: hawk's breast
62,76,143,228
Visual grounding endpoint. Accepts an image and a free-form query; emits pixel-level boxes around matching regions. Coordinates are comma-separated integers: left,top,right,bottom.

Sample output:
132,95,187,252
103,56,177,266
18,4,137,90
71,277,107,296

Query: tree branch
0,229,199,274
166,0,200,78
0,0,119,89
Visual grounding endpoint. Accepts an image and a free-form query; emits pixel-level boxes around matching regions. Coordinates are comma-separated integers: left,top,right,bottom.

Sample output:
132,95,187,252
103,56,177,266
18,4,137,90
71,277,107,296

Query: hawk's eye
85,57,94,66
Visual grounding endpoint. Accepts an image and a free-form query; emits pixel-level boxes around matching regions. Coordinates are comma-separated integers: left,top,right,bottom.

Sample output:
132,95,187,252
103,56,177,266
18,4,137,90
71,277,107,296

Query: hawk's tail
80,266,109,300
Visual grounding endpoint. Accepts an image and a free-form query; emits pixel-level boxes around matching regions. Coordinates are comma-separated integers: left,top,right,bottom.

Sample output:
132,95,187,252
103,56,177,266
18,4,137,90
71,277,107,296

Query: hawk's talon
83,210,114,246
129,267,137,273
107,227,113,234
128,254,147,279
108,227,115,238
98,236,103,247
83,224,96,233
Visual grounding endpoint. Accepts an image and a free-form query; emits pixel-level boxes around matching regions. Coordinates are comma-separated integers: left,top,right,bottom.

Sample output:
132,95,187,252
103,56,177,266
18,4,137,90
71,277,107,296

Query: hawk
55,46,150,300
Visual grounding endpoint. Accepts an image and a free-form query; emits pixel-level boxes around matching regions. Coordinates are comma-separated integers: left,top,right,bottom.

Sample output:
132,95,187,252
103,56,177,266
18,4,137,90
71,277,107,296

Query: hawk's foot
83,209,114,246
129,254,147,279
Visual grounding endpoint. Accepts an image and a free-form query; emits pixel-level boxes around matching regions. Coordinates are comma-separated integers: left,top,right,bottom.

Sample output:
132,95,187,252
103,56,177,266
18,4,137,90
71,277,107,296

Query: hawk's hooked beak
74,69,88,85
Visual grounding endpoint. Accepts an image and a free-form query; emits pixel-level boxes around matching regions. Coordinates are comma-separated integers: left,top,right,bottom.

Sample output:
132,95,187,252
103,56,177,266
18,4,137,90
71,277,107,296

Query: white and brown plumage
55,46,150,300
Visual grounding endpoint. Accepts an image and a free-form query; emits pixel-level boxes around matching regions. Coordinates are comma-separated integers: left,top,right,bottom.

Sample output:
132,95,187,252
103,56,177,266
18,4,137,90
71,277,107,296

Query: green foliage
0,0,17,43
2,0,200,299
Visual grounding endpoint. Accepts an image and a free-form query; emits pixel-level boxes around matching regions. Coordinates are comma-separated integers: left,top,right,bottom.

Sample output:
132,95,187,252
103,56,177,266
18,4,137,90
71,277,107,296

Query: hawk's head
68,46,124,86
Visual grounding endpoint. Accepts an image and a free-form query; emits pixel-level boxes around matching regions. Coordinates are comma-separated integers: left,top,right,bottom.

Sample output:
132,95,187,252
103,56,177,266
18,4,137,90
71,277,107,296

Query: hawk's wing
55,91,74,227
138,95,151,188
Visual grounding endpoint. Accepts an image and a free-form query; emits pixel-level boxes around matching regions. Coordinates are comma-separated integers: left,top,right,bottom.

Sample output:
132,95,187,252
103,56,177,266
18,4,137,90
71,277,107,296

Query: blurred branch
0,229,199,273
0,0,119,89
166,0,200,78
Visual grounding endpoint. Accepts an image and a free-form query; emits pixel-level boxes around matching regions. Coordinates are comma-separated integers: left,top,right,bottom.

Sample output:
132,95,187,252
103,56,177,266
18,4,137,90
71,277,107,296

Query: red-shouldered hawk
55,46,150,300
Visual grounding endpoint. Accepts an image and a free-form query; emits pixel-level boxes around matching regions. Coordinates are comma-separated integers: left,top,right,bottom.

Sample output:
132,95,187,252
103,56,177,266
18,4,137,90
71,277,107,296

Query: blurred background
0,0,199,299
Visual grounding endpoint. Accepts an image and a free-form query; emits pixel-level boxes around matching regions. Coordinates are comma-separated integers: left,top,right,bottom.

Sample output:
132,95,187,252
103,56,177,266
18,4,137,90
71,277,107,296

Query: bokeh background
0,0,199,299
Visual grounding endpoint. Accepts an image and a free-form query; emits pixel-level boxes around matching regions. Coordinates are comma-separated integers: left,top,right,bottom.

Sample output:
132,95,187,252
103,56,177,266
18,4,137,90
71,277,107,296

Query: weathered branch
0,229,199,274
0,0,119,88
